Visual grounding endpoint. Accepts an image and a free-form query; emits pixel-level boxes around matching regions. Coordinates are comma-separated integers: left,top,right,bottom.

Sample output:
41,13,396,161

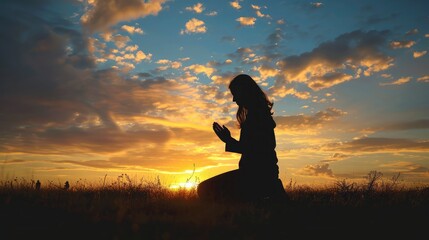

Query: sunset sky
1,0,428,188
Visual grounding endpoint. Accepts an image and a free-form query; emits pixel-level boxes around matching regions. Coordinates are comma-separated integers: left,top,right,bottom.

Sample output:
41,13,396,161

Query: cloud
135,50,152,62
322,137,429,153
221,36,236,42
181,18,207,34
380,76,412,86
255,64,279,80
405,28,419,35
236,17,257,26
413,51,427,58
184,64,215,77
274,108,347,130
0,4,217,157
390,40,416,49
274,30,393,91
417,76,429,82
155,59,182,71
121,25,144,34
251,4,270,18
310,2,323,8
81,0,166,33
369,119,429,132
185,3,204,13
321,153,351,163
297,163,334,178
381,162,429,174
206,11,218,16
309,72,353,91
230,1,241,9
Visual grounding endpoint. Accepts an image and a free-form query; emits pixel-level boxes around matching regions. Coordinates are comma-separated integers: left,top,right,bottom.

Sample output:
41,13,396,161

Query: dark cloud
0,1,186,154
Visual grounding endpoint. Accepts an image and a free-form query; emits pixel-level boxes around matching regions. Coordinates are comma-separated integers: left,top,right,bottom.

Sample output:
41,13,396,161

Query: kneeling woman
197,74,288,202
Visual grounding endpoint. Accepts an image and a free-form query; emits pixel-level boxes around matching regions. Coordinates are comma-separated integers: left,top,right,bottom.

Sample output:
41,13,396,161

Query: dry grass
1,172,428,240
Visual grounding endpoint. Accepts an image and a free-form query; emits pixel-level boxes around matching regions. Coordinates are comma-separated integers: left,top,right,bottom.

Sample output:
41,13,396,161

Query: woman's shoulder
247,108,276,128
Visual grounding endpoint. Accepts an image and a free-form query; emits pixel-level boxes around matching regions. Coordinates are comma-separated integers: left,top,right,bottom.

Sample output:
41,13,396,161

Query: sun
169,182,198,190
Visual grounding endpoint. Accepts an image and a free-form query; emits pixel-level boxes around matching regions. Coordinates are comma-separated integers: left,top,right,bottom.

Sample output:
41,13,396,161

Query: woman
197,74,288,202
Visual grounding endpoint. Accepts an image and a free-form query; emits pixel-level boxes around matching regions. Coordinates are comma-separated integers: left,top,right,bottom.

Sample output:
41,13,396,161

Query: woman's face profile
231,88,246,107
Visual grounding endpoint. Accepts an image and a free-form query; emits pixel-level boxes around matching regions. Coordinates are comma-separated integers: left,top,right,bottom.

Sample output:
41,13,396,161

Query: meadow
1,171,428,240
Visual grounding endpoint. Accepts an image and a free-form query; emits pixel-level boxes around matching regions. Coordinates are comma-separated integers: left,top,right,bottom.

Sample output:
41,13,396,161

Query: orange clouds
380,77,412,86
230,1,242,10
185,3,205,14
181,18,207,34
390,40,416,49
236,17,257,26
81,0,167,33
275,30,394,91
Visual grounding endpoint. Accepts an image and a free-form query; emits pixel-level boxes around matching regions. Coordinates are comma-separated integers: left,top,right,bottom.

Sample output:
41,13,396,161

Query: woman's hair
229,74,274,128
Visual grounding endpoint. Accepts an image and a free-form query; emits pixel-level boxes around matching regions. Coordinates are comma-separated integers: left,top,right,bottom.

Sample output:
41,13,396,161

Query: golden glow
169,182,198,190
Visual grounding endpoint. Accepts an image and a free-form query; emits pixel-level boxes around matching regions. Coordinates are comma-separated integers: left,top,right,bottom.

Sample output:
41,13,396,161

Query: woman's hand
213,122,231,143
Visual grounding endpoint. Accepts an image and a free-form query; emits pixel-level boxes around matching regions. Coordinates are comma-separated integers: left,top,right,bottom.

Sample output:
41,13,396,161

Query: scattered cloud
297,163,334,178
230,1,242,10
321,153,351,163
417,76,429,82
310,2,323,8
135,50,152,62
81,0,167,33
181,18,207,34
413,51,427,58
184,64,215,77
236,17,257,26
251,4,270,18
390,40,416,49
121,25,144,35
255,64,279,80
405,28,419,35
156,59,182,71
380,76,412,86
206,11,218,16
185,3,205,14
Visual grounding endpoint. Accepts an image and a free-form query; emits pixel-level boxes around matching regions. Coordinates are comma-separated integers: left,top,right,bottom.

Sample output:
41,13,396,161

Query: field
1,172,428,240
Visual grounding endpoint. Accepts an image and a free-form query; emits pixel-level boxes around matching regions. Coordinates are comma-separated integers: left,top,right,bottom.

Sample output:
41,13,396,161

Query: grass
1,172,428,240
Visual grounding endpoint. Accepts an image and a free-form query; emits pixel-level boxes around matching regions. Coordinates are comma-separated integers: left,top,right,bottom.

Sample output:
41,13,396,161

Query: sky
1,0,429,188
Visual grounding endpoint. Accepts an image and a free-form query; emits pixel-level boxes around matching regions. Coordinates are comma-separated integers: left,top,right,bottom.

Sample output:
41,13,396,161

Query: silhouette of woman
197,74,288,202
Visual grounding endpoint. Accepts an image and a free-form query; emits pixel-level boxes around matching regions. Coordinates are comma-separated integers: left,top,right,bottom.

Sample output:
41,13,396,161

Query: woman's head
229,74,273,127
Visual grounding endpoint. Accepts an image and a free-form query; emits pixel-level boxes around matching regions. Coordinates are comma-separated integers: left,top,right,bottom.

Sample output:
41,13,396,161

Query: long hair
229,74,274,128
